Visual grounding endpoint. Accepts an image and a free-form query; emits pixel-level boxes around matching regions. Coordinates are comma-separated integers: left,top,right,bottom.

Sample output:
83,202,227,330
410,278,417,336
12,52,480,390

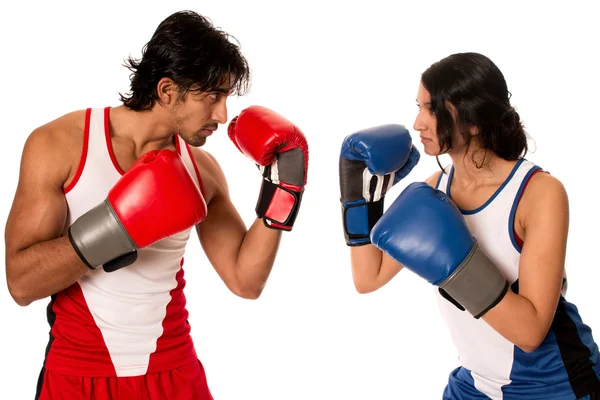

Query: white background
1,1,599,399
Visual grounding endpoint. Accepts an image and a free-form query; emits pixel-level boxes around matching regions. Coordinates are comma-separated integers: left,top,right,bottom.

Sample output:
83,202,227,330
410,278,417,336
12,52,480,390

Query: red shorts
35,360,214,400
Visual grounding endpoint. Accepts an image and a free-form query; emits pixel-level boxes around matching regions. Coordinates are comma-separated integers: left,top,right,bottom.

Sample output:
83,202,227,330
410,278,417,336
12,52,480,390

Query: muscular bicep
196,191,246,272
193,150,247,283
517,174,569,329
5,130,70,260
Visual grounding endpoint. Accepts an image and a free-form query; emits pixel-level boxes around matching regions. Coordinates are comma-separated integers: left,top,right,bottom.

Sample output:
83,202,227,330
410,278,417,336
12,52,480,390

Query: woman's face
413,82,470,157
413,82,442,156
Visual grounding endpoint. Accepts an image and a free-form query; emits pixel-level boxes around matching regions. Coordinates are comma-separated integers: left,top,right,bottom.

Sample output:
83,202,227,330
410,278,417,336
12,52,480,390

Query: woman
342,52,600,399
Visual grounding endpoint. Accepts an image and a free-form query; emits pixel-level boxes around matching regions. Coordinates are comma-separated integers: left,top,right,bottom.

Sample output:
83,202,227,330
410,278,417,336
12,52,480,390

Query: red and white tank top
43,107,205,377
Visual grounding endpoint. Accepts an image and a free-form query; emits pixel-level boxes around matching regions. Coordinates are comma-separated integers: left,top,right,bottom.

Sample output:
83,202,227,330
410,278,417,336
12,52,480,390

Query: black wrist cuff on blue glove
342,198,384,246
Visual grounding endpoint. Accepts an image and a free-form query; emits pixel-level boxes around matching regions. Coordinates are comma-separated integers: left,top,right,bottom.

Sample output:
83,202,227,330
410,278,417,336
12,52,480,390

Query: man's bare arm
5,125,89,306
195,150,282,299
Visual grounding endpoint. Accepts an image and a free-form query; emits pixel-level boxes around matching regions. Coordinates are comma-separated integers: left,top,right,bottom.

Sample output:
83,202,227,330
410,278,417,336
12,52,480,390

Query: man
4,10,309,399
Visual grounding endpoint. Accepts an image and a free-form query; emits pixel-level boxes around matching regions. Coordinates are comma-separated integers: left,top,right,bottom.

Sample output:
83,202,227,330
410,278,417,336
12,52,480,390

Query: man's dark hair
120,10,251,110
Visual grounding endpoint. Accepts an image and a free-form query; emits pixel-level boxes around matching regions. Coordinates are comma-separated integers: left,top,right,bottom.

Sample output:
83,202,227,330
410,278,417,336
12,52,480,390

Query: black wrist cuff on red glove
256,179,304,231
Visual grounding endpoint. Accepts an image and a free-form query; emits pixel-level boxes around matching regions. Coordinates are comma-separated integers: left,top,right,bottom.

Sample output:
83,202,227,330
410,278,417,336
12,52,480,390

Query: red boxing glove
69,149,207,272
108,150,207,246
228,105,308,231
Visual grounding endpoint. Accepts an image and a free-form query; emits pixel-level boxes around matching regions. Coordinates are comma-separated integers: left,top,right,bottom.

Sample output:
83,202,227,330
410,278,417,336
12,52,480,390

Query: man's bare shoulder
30,109,87,149
22,109,89,185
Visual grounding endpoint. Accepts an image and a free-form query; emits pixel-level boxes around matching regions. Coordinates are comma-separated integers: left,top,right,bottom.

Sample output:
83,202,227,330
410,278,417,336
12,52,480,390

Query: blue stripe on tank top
500,294,600,398
443,366,490,399
507,163,541,253
446,158,525,215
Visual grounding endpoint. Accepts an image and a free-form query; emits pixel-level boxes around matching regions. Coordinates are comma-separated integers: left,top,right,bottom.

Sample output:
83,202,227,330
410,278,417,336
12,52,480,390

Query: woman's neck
448,148,515,190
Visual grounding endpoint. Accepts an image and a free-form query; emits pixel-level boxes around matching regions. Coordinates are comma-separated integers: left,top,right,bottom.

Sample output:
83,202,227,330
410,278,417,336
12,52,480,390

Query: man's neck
109,105,176,157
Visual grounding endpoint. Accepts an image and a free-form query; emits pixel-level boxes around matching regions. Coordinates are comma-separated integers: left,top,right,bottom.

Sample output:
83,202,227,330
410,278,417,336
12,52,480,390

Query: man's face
169,83,231,147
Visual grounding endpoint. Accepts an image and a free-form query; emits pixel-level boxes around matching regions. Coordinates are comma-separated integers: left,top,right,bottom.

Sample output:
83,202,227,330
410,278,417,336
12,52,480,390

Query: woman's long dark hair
421,52,528,170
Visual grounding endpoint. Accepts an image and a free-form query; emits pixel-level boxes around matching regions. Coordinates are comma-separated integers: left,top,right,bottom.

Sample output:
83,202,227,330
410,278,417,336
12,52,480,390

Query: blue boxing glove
339,124,420,246
370,182,509,318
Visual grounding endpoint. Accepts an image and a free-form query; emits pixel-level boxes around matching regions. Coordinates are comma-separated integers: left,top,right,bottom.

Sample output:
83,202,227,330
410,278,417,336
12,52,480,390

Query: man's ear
157,77,177,105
